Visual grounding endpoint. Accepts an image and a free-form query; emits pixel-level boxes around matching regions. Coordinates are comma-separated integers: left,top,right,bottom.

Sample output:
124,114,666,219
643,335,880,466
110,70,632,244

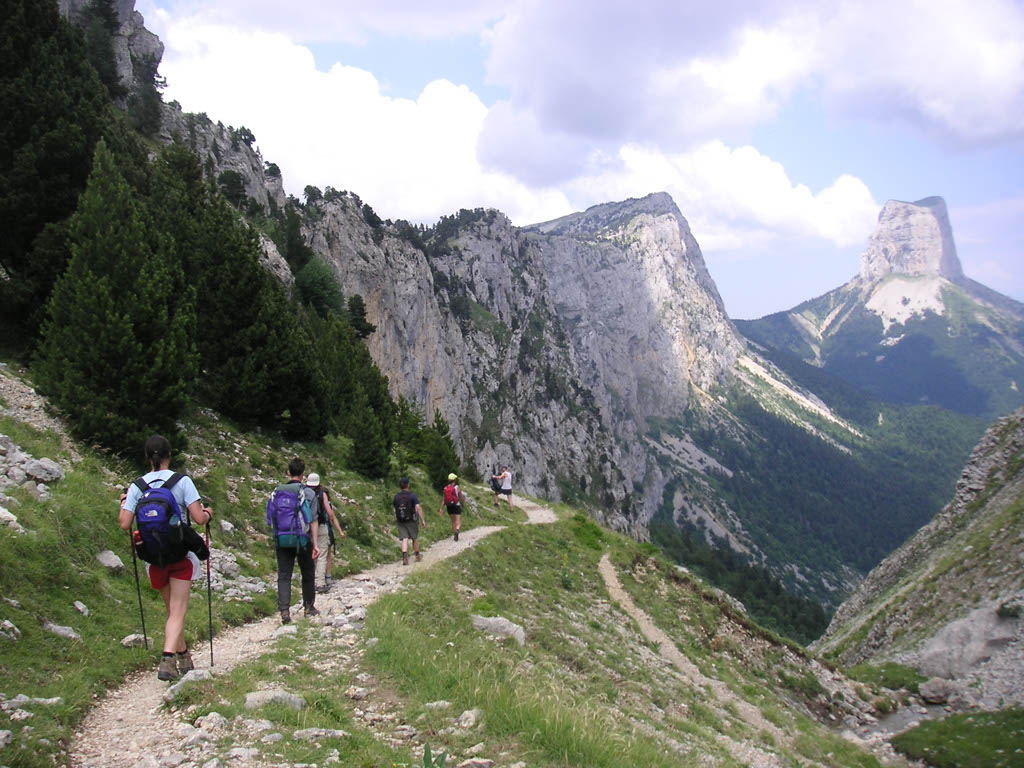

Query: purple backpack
267,485,305,549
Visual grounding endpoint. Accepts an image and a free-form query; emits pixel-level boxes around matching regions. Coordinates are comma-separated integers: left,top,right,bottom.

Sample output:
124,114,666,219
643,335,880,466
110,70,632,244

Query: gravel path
70,500,557,767
598,553,788,768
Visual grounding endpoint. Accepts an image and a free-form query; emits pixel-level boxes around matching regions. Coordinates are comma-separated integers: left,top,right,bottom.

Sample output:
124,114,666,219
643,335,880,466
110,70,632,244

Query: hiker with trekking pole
119,435,213,682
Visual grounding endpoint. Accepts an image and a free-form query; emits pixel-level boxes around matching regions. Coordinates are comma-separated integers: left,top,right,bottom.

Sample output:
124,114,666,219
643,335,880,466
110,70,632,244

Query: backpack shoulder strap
132,477,150,493
162,472,185,491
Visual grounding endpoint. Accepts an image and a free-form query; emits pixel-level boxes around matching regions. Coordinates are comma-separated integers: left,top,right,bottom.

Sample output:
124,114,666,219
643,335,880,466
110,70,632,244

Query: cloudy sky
138,0,1023,319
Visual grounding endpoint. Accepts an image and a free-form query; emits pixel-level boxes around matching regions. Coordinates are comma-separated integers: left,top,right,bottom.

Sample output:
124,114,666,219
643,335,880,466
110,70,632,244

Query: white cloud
563,142,880,251
153,17,573,226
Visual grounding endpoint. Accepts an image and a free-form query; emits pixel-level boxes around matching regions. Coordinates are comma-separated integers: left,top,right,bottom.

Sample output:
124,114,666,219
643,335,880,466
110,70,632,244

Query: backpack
489,476,500,493
443,484,460,506
267,485,307,549
312,487,328,525
394,490,417,523
133,473,188,567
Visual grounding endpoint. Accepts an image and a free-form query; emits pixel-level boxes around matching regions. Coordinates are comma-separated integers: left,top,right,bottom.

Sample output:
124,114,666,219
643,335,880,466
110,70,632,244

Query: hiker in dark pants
492,465,514,509
119,435,212,682
393,477,425,565
267,458,320,624
438,472,465,541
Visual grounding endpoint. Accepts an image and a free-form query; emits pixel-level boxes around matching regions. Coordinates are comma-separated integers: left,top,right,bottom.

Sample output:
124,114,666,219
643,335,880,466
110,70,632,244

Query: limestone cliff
303,194,746,533
814,408,1024,709
860,197,963,283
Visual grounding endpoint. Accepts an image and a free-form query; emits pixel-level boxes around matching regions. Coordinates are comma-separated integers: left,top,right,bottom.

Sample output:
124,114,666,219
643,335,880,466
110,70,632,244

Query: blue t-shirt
123,469,201,516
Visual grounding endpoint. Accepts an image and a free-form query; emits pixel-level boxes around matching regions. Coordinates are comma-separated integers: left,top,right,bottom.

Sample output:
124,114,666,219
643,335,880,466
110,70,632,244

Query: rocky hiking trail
69,500,554,768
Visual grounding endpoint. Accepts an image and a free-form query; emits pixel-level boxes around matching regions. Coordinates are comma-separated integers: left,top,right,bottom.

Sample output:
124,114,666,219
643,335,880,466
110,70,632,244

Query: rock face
739,196,1024,418
815,408,1024,710
860,197,963,283
305,193,744,530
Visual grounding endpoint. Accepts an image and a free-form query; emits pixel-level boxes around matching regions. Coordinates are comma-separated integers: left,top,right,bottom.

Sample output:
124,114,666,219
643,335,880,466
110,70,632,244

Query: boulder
0,620,20,641
163,669,213,703
244,690,306,710
919,677,957,705
470,614,526,646
219,519,235,534
6,466,26,484
0,507,26,534
195,712,228,731
42,620,80,640
96,550,125,573
121,634,150,648
74,601,89,616
273,624,297,639
917,605,1018,678
457,708,483,728
0,729,11,749
344,686,368,701
22,458,64,484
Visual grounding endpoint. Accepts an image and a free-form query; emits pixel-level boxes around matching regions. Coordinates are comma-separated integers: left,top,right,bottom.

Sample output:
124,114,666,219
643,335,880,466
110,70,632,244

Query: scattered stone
225,747,258,760
0,729,10,749
3,598,19,608
0,506,25,534
261,732,283,744
6,467,26,484
42,620,80,640
219,519,235,534
195,712,228,731
345,686,369,701
393,725,418,739
464,741,486,755
455,760,494,768
424,700,451,710
458,709,483,729
470,615,526,646
10,709,33,721
96,550,125,573
0,620,20,641
74,601,89,616
160,751,187,766
121,633,150,648
244,690,306,710
347,606,366,622
163,669,213,703
365,637,379,647
273,624,298,639
201,759,224,768
293,727,351,741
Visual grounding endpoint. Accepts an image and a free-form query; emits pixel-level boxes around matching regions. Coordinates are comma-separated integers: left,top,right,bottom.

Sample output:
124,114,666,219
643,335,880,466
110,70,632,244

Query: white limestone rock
244,690,306,710
470,614,526,646
860,197,963,283
97,550,125,573
42,620,80,640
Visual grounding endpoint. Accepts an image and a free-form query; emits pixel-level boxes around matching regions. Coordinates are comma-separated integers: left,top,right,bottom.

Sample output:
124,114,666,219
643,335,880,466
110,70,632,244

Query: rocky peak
859,196,964,283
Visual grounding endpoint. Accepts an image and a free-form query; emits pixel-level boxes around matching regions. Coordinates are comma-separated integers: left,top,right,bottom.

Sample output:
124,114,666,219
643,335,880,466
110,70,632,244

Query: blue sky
139,0,1023,319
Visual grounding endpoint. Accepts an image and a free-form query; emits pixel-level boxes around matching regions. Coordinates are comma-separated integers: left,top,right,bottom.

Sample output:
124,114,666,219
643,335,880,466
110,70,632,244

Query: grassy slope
0,383,515,768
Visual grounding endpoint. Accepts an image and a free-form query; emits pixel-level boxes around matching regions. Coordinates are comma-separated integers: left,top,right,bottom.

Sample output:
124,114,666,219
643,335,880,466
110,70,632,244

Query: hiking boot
281,609,291,625
157,654,179,682
176,649,194,675
304,604,320,618
316,585,329,594
454,531,459,542
414,552,422,562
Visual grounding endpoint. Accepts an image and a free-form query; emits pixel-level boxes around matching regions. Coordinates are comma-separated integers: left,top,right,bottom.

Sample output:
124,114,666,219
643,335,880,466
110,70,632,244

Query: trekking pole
128,527,148,651
205,520,214,666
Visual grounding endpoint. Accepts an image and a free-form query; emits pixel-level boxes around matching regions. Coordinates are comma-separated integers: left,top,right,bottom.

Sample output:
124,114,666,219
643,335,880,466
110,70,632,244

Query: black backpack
394,490,416,523
313,487,328,525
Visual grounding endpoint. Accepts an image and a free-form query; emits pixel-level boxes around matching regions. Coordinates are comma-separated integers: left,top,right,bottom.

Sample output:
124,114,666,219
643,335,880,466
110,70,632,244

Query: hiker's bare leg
161,578,191,653
400,538,408,554
413,538,420,554
451,513,461,535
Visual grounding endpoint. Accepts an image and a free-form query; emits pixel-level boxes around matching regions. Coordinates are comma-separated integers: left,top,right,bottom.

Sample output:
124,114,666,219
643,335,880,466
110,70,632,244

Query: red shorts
149,558,194,589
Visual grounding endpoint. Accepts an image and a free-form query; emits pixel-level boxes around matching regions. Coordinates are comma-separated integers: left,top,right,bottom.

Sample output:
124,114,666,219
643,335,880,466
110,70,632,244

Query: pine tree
349,388,390,478
82,0,126,99
296,257,345,317
35,141,197,455
346,294,377,338
424,409,460,491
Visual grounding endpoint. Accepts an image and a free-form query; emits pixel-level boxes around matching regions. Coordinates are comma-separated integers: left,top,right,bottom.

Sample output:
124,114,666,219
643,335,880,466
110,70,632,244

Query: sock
162,652,175,658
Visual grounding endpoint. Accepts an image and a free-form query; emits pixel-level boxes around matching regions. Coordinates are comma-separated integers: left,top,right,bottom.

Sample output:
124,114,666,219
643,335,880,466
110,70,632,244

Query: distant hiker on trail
267,458,320,624
119,435,212,682
393,477,426,565
439,472,465,541
492,465,514,509
306,472,346,594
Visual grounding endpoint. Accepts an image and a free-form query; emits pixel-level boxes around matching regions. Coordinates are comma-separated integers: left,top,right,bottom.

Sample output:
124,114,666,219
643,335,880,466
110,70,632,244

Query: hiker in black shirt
393,477,426,566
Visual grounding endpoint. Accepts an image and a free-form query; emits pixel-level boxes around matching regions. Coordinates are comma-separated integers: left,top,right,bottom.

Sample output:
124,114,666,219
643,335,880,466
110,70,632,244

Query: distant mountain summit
738,196,1024,417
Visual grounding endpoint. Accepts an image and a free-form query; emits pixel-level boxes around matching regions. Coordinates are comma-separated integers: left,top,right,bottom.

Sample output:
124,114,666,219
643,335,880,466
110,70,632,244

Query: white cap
306,473,320,487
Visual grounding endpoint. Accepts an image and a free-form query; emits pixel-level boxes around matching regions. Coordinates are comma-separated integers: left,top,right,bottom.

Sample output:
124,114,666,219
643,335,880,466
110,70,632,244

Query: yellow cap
448,473,458,481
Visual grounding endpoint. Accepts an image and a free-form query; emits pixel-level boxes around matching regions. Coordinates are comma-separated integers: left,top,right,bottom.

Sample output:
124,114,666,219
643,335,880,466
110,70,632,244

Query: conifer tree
0,0,110,333
349,388,390,478
424,409,460,490
35,141,197,455
82,0,126,99
346,294,377,338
